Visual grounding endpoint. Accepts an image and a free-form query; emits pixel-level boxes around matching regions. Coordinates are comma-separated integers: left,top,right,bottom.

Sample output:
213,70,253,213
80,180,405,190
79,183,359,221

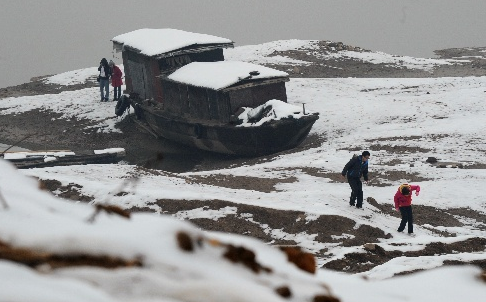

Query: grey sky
1,0,485,88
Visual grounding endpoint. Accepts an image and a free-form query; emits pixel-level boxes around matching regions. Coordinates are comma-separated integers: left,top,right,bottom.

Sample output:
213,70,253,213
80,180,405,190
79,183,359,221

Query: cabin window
190,48,224,62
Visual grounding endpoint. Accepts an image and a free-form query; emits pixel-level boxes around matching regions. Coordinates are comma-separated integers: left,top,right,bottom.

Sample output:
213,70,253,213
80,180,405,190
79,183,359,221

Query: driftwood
0,133,38,156
6,152,124,169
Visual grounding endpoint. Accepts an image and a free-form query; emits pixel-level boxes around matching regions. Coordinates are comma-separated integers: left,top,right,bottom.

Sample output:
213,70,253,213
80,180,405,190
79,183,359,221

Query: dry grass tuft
87,204,130,222
280,246,316,274
480,270,486,282
223,244,272,274
0,239,142,269
176,233,273,274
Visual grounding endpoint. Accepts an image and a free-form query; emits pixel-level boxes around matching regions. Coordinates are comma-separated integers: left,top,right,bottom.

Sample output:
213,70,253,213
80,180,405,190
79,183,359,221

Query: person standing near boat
98,58,111,102
341,151,370,208
109,60,123,101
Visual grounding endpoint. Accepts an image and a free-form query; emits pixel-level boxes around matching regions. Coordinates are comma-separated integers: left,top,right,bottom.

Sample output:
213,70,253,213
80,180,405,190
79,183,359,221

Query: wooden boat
1,149,125,169
112,29,319,156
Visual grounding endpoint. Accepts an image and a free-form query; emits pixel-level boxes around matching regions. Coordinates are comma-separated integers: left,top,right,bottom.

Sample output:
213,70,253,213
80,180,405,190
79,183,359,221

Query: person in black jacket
98,58,112,102
341,151,370,208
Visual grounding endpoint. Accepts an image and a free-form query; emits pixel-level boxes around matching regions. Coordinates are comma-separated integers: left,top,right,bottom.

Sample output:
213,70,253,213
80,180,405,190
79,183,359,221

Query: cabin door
127,61,148,99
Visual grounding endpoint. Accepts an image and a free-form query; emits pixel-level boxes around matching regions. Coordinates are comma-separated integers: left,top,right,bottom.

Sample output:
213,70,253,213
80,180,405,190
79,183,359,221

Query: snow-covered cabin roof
167,61,289,90
111,28,234,57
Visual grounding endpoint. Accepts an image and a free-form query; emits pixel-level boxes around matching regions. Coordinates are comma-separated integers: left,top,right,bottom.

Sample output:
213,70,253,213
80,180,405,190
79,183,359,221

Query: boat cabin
163,61,289,123
112,28,289,122
112,28,234,101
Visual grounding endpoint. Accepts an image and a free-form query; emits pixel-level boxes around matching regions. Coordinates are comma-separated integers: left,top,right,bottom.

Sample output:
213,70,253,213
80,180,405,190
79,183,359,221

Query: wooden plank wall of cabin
122,51,132,93
162,82,232,122
179,84,190,118
161,80,178,115
217,92,231,123
252,82,288,103
125,51,154,99
142,57,160,101
187,86,210,120
126,61,147,99
228,88,254,112
227,82,288,113
148,58,163,103
207,89,221,121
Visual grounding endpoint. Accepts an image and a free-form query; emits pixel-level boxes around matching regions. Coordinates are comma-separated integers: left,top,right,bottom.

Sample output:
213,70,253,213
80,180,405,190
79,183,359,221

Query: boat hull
137,105,319,156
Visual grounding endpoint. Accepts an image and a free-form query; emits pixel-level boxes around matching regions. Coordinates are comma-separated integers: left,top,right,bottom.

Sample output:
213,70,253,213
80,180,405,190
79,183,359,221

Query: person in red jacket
394,183,420,234
109,60,123,101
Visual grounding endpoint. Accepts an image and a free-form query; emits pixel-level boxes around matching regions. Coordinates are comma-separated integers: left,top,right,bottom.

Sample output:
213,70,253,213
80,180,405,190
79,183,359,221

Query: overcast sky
1,0,485,88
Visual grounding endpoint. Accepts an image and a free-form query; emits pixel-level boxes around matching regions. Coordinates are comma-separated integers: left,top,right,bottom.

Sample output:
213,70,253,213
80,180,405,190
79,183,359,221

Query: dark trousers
113,86,121,100
348,177,363,207
398,206,413,233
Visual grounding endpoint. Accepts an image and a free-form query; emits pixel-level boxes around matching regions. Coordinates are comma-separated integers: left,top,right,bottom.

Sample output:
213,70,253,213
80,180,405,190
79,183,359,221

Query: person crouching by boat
109,60,123,101
98,58,111,102
341,151,370,208
394,183,420,235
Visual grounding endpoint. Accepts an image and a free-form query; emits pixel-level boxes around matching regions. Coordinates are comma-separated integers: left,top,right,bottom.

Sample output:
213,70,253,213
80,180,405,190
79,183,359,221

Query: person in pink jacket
394,183,420,234
109,60,123,101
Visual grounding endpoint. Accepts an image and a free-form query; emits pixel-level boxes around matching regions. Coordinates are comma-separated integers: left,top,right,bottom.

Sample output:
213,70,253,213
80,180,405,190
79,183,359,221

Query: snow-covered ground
1,159,484,302
1,41,485,301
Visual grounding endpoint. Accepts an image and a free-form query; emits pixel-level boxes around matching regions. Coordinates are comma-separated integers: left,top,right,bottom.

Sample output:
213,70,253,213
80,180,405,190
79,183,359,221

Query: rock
426,157,438,163
275,286,292,298
363,243,376,251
